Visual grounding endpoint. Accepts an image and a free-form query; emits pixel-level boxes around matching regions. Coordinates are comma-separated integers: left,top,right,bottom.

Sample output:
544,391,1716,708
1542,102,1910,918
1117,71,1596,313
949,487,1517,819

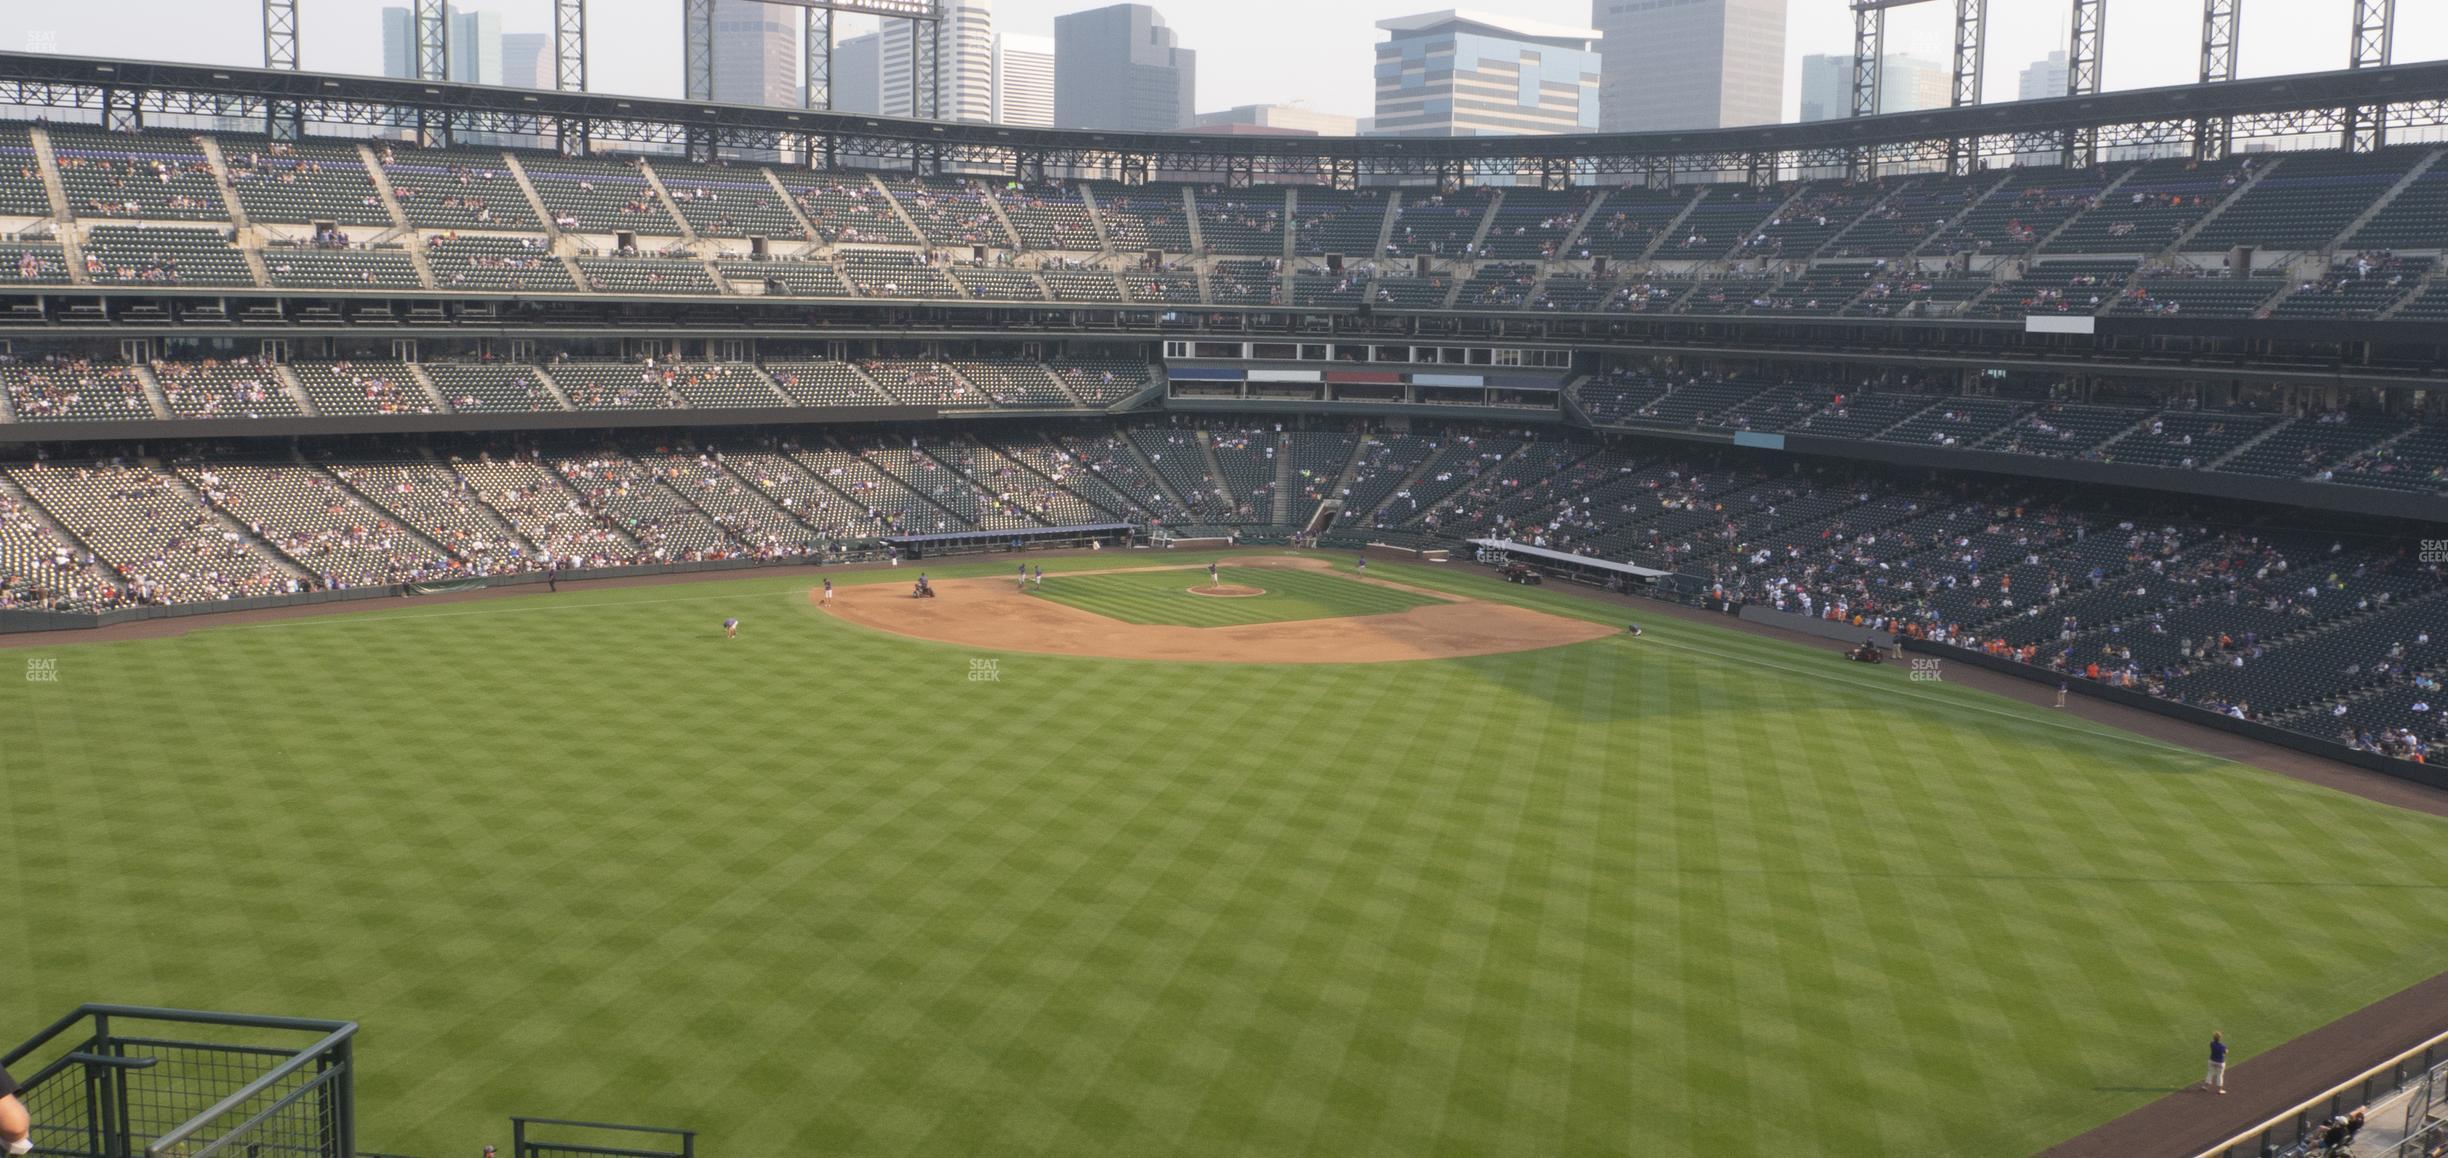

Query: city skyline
13,0,2448,132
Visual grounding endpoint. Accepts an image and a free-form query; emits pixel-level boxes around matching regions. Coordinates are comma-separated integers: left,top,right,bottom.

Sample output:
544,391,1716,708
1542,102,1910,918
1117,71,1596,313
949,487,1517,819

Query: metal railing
1,1005,358,1158
2197,1028,2448,1158
510,1118,695,1158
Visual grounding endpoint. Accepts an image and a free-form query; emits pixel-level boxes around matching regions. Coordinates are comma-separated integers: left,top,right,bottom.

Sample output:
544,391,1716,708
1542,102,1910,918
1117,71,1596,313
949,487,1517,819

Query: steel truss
10,54,2448,188
2197,0,2238,160
2066,0,2105,168
261,0,301,141
2348,0,2395,151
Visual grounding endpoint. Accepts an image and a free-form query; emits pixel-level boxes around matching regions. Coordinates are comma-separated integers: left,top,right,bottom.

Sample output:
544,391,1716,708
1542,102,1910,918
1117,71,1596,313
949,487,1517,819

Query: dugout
1468,539,1671,590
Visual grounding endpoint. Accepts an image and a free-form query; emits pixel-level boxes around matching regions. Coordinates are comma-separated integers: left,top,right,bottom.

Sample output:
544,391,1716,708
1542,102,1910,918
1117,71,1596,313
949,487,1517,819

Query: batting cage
2,1005,358,1158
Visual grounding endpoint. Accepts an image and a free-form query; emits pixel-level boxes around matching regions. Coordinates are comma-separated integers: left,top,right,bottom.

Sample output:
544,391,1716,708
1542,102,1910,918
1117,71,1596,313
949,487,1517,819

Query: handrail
146,1022,358,1152
2194,1026,2448,1158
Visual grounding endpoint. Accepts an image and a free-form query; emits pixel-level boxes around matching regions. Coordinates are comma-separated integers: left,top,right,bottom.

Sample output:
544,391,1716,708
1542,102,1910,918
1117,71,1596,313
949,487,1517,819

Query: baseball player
1031,565,1043,588
821,578,834,605
723,617,739,638
1208,561,1219,586
1,1060,28,1156
1018,563,1029,590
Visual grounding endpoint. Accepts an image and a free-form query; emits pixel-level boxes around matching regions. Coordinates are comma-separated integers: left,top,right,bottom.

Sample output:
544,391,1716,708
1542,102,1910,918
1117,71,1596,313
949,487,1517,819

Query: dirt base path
821,556,1618,664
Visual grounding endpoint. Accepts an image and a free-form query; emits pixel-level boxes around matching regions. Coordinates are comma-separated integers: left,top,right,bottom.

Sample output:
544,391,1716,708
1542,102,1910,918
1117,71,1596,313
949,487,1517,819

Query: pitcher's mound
1189,584,1265,597
817,556,1615,664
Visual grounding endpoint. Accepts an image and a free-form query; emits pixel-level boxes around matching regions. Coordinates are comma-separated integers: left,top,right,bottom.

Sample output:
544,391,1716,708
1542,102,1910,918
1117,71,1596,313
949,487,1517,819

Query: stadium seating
0,360,155,422
781,174,917,245
951,361,1072,408
1934,168,2116,256
82,225,255,287
1086,186,1193,254
1292,189,1390,259
1476,189,1590,261
1196,188,1287,257
990,182,1098,251
9,460,296,602
218,138,393,227
1826,173,1999,258
2049,158,2244,253
1386,189,1492,258
290,362,439,416
49,128,226,221
646,159,804,239
423,363,565,413
554,452,737,558
1207,260,1278,305
261,245,422,290
518,155,682,235
1050,361,1148,407
765,361,892,408
877,176,1016,249
0,125,56,218
0,242,71,285
180,461,444,586
0,486,106,610
949,265,1047,301
717,256,851,298
152,360,300,419
860,359,987,407
840,251,960,299
376,144,541,230
2186,149,2415,251
1579,187,1697,259
1040,266,1125,303
426,235,574,292
575,255,720,295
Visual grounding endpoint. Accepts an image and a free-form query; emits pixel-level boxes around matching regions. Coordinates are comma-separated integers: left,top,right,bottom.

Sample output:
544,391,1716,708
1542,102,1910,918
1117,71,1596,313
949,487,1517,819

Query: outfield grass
1025,564,1442,626
7,552,2448,1156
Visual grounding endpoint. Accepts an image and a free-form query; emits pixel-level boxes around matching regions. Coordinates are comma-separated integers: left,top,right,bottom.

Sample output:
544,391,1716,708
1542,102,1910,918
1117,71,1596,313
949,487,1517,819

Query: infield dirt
819,555,1616,663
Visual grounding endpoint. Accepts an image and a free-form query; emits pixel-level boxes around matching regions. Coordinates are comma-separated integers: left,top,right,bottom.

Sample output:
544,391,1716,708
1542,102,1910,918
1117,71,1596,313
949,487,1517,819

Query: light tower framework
2196,0,2239,160
683,0,944,162
261,0,301,141
2063,0,2105,168
1847,0,1987,178
2347,0,2395,151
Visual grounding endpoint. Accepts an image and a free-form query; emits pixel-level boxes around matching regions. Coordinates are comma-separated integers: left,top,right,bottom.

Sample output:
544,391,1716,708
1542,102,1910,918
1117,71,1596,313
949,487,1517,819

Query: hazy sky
7,0,2447,124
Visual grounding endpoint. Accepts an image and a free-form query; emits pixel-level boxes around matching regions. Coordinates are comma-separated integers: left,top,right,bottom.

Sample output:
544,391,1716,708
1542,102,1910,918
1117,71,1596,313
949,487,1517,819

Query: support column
2347,0,2395,152
2063,0,2105,169
1948,0,1985,174
2196,0,2238,160
1849,3,1884,181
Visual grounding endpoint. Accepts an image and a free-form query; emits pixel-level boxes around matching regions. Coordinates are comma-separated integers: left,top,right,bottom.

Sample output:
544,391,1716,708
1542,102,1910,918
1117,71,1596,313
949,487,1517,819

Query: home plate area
819,556,1615,663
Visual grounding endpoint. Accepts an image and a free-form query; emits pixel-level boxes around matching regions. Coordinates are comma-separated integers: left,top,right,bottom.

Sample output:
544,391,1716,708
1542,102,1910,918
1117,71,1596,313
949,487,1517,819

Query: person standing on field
2205,1032,2228,1093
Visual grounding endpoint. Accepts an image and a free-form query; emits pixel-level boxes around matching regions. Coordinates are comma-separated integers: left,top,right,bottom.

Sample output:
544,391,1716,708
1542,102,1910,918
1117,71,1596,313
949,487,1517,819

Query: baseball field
6,551,2448,1156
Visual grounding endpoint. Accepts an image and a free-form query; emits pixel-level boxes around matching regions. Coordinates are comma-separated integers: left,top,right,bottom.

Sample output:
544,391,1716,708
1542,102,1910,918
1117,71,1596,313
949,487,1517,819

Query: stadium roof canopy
4,50,2446,180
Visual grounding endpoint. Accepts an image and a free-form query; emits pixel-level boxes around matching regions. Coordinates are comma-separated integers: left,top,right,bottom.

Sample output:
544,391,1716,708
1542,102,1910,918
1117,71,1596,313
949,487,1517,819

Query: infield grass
1024,564,1443,626
7,551,2448,1157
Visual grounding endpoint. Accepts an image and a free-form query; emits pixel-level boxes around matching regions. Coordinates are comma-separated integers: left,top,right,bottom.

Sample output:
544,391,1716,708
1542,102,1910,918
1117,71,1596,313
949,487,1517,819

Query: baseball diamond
12,12,2448,1158
9,554,2448,1156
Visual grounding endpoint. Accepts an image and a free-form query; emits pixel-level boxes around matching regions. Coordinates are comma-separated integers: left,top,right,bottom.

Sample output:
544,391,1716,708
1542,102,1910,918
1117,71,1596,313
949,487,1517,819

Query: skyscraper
379,7,416,80
710,0,799,109
1798,51,1949,122
833,32,884,115
2018,50,2071,101
449,8,504,87
501,32,551,91
1372,10,1600,138
994,33,1056,127
1592,0,1785,131
880,0,994,122
1053,4,1196,132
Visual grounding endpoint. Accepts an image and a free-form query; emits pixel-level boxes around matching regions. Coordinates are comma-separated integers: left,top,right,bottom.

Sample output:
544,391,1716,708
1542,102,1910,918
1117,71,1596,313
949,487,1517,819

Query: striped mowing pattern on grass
1024,565,1443,627
5,554,2448,1157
